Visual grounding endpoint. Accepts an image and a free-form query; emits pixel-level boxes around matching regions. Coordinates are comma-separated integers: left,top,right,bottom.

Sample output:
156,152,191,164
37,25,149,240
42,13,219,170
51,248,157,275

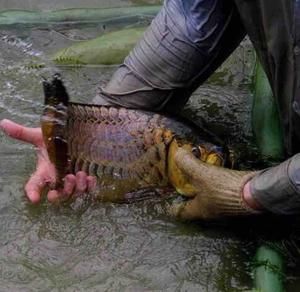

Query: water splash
0,33,43,58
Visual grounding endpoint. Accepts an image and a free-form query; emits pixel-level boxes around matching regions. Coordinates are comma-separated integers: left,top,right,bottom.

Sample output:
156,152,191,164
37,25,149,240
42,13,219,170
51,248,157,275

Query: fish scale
41,75,230,202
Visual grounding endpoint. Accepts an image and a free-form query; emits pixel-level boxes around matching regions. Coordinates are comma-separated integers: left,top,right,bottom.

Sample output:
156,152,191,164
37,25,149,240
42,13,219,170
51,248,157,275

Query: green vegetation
252,60,284,160
0,6,160,25
52,27,146,65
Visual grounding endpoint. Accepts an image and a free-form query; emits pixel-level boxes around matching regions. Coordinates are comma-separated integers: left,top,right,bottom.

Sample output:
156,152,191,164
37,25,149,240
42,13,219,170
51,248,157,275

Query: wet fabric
98,0,245,113
251,154,300,215
99,0,300,155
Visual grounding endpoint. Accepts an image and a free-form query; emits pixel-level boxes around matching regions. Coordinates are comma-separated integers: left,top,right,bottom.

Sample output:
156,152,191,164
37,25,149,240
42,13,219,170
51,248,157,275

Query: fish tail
43,73,69,107
41,74,69,188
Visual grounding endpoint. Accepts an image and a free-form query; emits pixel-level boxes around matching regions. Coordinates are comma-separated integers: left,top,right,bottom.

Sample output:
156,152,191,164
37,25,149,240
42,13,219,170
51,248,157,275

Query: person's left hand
0,119,96,203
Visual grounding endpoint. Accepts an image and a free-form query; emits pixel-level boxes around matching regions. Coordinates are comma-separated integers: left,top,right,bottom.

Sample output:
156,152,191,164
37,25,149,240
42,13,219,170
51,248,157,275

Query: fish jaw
167,139,198,196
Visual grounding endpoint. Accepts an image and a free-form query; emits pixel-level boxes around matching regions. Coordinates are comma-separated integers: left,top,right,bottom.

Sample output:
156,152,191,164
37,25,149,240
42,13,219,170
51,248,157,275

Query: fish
41,74,231,202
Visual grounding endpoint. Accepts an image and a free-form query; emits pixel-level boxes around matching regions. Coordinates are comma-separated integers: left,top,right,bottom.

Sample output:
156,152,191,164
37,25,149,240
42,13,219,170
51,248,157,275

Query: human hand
169,147,261,220
0,119,96,204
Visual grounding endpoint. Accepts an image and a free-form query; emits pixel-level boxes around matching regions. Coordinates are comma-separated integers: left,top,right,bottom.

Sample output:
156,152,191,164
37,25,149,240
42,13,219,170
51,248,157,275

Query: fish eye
191,147,201,159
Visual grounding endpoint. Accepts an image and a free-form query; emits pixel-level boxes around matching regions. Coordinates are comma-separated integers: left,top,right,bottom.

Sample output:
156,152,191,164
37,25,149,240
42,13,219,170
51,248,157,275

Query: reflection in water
0,20,299,292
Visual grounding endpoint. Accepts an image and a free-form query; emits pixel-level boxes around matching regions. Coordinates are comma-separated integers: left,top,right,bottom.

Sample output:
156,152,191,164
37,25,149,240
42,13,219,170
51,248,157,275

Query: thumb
24,172,46,204
174,147,251,187
174,147,221,185
0,119,43,147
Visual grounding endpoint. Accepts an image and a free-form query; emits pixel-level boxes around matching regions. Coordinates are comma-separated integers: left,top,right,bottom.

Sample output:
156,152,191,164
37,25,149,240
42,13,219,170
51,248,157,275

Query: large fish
41,75,231,202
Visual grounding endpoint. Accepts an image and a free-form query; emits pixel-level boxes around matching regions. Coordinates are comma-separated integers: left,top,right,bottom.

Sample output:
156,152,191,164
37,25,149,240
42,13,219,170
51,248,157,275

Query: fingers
73,172,97,195
47,172,97,203
74,172,97,194
47,190,61,203
47,174,76,203
175,147,230,187
87,176,97,192
64,174,76,196
75,171,88,194
25,171,96,204
0,119,43,147
24,172,46,204
175,148,209,177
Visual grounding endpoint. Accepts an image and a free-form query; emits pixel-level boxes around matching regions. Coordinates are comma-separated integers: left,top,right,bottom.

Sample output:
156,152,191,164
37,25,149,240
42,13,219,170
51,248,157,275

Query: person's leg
95,0,246,113
234,0,300,156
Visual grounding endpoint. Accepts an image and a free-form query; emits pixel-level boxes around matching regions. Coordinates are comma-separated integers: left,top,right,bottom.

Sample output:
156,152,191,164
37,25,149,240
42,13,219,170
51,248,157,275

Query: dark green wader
235,0,300,157
252,59,284,160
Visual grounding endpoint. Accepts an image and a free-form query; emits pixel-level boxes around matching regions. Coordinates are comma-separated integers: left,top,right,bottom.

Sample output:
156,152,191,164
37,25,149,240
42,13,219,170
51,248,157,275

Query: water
0,4,300,292
0,0,162,10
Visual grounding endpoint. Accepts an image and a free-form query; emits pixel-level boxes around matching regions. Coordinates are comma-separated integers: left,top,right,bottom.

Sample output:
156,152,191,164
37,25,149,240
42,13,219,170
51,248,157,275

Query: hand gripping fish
41,74,231,202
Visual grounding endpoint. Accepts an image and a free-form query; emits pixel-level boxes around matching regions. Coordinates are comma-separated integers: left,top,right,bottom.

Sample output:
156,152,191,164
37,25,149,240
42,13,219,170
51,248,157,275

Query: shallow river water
1,2,300,291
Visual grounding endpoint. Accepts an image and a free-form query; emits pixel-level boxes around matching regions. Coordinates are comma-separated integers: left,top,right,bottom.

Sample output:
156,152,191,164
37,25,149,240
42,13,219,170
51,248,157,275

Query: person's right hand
0,119,96,204
168,146,261,220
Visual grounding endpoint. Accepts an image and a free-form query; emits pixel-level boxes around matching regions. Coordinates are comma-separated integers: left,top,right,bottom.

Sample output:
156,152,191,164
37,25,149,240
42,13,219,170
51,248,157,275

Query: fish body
41,75,228,201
